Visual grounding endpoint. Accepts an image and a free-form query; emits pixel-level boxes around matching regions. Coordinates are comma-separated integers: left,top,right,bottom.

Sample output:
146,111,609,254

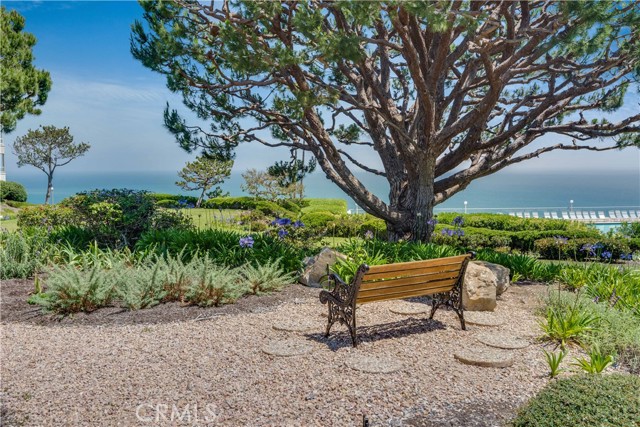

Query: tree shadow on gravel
305,317,447,351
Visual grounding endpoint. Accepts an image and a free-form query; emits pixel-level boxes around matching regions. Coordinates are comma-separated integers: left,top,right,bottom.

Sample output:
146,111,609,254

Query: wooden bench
319,252,475,347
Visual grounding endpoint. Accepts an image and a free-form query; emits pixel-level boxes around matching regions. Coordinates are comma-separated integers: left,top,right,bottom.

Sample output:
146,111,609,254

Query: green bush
358,217,387,239
300,211,337,229
17,205,75,229
436,212,591,232
512,374,640,427
59,189,191,249
155,199,179,208
202,196,260,209
534,237,631,261
184,262,244,307
149,193,199,205
0,181,28,202
135,228,304,273
0,230,49,279
30,263,119,314
242,259,295,295
301,198,348,215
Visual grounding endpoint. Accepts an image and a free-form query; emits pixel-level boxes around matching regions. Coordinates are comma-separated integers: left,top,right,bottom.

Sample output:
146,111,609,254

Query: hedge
433,225,602,251
0,181,28,202
435,212,593,232
534,237,631,261
301,198,348,215
512,374,640,427
149,193,199,205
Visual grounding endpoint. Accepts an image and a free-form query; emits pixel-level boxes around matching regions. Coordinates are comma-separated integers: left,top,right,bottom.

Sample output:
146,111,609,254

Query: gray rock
298,247,347,288
476,261,511,296
462,261,511,311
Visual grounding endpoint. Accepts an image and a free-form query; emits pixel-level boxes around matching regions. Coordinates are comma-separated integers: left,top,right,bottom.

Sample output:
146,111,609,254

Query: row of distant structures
506,210,640,223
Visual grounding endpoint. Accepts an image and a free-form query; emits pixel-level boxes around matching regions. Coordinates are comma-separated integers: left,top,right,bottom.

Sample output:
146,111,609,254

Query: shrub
0,181,28,202
151,209,194,231
302,198,348,215
358,218,387,239
0,230,48,279
155,199,180,208
135,228,305,274
116,262,168,310
436,212,592,232
203,196,256,209
184,261,243,307
30,263,118,314
242,259,295,295
17,205,75,229
540,291,599,349
535,237,631,261
512,374,640,427
300,211,336,230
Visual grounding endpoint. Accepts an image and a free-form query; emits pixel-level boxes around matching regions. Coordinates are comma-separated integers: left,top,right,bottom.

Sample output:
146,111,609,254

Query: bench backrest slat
365,255,468,275
357,280,458,304
355,254,471,305
360,270,461,292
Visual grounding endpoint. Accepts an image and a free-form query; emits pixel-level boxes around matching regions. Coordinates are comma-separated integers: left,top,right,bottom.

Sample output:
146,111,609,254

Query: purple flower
601,251,612,260
274,218,291,226
427,218,438,226
441,228,454,237
454,229,465,237
293,220,305,228
277,228,289,239
364,230,374,240
239,236,254,248
453,216,464,227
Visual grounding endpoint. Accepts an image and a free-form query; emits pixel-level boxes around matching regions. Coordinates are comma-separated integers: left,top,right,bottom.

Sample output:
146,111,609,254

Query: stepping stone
345,355,403,374
464,312,505,327
390,301,430,315
262,339,314,357
454,347,514,368
272,318,318,332
476,332,529,350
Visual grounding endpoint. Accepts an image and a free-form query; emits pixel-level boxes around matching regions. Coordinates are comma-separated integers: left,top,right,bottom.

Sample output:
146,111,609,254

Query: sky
3,0,640,180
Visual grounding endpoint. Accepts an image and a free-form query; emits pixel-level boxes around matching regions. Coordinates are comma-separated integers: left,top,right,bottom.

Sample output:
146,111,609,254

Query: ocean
5,169,640,214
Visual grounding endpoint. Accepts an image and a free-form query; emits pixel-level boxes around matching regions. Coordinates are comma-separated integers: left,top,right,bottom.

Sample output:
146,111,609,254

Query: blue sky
4,0,640,180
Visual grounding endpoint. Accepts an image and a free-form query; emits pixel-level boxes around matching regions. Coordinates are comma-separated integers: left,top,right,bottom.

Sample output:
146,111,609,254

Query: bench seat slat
366,255,468,275
362,263,462,281
356,281,457,304
359,270,461,291
357,277,457,300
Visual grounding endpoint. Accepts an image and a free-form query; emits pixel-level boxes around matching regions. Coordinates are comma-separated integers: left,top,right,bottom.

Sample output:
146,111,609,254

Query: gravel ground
1,282,552,426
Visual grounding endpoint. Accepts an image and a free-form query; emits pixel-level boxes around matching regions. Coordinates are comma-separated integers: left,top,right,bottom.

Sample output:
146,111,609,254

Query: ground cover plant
28,251,296,315
511,374,640,427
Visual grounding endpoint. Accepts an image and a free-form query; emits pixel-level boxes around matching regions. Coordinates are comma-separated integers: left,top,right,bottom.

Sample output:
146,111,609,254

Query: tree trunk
196,189,205,208
386,159,437,242
44,175,53,204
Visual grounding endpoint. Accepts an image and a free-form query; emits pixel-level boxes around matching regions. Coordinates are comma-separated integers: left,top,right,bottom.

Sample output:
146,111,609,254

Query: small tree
13,126,90,204
241,168,299,201
176,156,233,208
0,7,52,134
267,149,316,199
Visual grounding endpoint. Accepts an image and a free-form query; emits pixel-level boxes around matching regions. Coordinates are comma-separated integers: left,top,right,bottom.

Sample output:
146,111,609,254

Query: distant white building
0,134,5,181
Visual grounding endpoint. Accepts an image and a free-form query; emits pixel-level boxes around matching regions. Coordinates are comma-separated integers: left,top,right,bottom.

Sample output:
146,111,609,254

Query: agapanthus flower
454,229,465,237
275,218,292,226
239,236,254,248
293,220,305,228
278,228,289,239
427,219,438,226
453,216,465,227
364,230,374,240
441,228,454,236
601,251,612,260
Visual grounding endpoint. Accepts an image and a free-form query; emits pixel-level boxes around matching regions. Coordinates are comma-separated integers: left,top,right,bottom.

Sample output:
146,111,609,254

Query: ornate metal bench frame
319,253,474,347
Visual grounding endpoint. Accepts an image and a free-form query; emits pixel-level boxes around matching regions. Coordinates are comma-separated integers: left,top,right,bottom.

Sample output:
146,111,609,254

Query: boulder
462,261,511,311
299,247,347,288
